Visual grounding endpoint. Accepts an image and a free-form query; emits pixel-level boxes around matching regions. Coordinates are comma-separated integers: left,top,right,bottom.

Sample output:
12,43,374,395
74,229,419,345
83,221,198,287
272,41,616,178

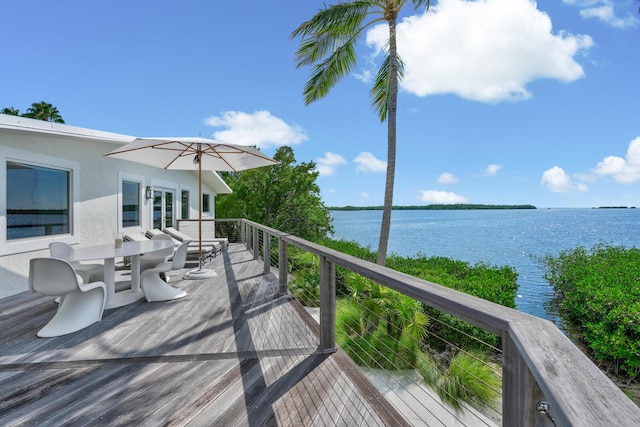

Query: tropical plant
292,0,431,266
335,275,501,410
216,146,333,241
0,107,20,116
23,101,65,123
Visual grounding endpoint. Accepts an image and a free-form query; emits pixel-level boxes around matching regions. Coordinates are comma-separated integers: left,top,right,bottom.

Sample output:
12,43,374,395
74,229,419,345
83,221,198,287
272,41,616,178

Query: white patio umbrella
106,137,277,279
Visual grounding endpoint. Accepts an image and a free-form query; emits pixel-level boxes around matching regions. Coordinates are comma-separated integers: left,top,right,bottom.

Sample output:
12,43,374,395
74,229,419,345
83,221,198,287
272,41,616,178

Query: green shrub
288,248,320,306
542,244,640,379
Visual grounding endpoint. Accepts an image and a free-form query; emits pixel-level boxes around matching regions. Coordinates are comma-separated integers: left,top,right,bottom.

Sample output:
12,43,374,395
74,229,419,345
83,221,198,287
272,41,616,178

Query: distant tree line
1,101,65,123
329,204,537,211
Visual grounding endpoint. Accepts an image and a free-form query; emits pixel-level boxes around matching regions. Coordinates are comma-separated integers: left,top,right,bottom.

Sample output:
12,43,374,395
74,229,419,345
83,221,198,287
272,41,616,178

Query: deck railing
177,218,640,426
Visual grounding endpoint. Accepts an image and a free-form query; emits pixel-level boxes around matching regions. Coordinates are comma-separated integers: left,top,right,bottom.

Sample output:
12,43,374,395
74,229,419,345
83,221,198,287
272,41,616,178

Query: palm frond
303,41,357,104
371,53,404,122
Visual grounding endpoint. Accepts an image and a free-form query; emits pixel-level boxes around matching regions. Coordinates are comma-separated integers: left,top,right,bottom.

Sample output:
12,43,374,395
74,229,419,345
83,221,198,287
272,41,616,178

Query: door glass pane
165,191,174,229
153,190,162,229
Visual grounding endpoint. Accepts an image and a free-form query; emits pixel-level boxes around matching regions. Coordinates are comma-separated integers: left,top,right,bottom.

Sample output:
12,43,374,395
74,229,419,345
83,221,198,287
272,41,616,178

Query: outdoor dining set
28,228,228,338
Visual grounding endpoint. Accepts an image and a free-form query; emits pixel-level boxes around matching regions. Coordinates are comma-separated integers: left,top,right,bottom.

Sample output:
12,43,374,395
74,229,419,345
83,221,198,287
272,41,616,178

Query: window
6,161,71,240
122,180,141,227
202,193,210,213
181,190,189,219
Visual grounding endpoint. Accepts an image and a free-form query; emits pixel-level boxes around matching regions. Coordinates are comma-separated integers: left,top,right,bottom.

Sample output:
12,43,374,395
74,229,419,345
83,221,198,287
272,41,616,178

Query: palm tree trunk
377,18,398,266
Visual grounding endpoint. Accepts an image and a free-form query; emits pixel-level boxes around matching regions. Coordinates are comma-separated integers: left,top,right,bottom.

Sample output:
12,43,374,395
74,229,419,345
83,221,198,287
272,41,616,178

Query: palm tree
292,0,430,265
23,101,65,123
0,107,20,116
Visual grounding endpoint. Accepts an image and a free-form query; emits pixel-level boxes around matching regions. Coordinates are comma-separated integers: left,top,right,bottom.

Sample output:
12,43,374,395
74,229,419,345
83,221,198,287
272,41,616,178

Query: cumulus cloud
354,152,387,173
564,0,639,28
365,0,593,102
419,190,467,204
594,137,640,183
541,138,640,193
485,164,503,176
204,110,308,149
316,152,347,176
438,172,458,184
358,192,370,203
541,166,579,192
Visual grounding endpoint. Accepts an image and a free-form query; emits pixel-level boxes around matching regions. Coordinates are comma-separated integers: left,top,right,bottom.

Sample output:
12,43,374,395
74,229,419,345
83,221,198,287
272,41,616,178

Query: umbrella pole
184,143,217,279
198,144,203,270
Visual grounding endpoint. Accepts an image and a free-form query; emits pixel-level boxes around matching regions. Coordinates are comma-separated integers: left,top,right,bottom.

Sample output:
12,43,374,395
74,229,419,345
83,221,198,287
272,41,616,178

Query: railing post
253,227,259,260
278,238,288,295
241,221,247,247
319,254,336,353
502,332,550,427
263,232,270,274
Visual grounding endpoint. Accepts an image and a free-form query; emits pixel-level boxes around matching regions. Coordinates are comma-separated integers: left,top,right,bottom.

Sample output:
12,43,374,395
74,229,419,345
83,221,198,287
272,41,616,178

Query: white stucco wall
0,128,221,298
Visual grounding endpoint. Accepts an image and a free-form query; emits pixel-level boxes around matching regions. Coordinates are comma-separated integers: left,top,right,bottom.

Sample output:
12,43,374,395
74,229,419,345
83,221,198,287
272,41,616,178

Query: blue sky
2,0,639,208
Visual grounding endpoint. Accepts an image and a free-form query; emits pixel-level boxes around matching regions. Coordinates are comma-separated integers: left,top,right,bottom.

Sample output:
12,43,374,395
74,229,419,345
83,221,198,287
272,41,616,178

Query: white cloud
316,152,347,176
354,69,373,84
354,152,387,173
358,192,370,203
485,164,503,176
564,0,639,28
419,190,467,204
438,172,458,184
594,137,640,183
204,110,308,149
541,166,576,192
365,0,593,102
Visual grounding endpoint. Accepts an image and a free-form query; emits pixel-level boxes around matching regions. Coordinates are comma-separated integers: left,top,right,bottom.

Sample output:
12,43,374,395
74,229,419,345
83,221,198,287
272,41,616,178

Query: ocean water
329,208,640,324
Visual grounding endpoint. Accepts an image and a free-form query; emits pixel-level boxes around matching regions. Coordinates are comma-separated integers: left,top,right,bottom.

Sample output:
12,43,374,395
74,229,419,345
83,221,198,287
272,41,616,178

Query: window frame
0,146,80,255
118,172,145,233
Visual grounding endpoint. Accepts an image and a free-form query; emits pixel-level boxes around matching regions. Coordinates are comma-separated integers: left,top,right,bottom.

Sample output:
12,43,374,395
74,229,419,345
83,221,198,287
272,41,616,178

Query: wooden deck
0,243,408,426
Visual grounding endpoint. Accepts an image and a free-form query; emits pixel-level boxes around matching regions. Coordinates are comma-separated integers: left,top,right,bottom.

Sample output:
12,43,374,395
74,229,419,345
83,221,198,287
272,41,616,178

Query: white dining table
68,239,175,309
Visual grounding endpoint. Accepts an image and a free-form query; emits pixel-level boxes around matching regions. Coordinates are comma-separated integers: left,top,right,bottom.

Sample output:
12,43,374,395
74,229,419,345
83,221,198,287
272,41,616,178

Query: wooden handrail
196,219,640,426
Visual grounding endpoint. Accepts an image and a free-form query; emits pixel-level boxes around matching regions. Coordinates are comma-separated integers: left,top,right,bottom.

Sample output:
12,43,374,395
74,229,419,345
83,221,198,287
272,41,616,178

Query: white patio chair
140,240,190,302
49,242,104,283
140,233,175,273
29,257,106,337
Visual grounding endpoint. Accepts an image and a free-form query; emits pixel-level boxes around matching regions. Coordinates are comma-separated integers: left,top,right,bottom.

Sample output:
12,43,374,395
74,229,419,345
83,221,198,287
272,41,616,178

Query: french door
152,188,175,230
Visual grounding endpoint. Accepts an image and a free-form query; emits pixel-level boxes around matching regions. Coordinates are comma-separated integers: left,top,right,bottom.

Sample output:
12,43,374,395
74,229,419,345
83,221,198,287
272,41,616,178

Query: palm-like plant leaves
24,101,65,123
0,107,20,116
371,54,405,121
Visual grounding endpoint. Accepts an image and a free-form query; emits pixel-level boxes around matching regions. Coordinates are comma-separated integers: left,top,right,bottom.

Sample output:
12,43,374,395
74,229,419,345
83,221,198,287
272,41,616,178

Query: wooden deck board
0,243,407,426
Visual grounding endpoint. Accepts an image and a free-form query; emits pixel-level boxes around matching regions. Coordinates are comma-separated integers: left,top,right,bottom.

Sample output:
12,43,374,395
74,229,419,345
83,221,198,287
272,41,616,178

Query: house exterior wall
0,128,220,298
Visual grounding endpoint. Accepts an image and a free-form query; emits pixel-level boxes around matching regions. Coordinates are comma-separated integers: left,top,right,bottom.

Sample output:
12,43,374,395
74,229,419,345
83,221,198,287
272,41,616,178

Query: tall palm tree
292,0,430,265
23,101,65,123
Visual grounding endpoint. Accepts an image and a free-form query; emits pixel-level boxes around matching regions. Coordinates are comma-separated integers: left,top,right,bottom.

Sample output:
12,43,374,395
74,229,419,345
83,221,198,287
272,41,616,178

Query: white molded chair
29,258,106,338
49,242,104,284
140,241,190,302
140,233,175,273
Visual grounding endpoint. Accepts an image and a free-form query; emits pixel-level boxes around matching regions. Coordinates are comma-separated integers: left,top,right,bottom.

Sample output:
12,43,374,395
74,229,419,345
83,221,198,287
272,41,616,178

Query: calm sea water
330,208,640,324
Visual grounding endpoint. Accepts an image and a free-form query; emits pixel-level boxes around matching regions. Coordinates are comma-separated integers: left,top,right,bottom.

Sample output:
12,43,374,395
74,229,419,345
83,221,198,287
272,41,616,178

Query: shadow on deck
0,243,407,426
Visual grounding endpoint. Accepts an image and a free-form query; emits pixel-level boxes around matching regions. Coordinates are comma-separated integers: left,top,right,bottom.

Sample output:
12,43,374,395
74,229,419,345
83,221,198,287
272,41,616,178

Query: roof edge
0,113,135,144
